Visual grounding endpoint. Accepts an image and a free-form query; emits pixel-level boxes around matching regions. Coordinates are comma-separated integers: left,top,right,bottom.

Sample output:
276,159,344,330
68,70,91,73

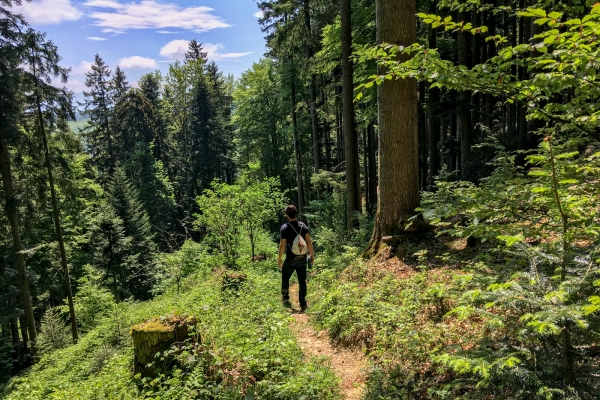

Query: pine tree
21,29,78,342
0,2,38,346
81,54,116,175
105,168,156,299
112,66,129,103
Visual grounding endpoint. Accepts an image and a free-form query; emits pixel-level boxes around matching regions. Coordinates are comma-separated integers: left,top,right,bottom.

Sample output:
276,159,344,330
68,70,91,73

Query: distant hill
68,117,89,133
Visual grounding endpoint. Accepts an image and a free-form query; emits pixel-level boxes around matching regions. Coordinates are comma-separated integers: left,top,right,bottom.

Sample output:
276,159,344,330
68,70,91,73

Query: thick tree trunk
36,102,78,342
341,0,361,231
290,65,305,217
0,136,37,347
368,0,420,253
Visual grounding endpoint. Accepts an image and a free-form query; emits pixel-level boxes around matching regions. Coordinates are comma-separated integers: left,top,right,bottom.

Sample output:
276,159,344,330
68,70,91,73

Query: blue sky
12,0,266,98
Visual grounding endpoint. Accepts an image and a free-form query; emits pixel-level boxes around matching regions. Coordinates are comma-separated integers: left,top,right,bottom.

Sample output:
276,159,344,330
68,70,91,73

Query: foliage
3,251,341,400
36,308,71,356
72,265,115,333
196,168,285,268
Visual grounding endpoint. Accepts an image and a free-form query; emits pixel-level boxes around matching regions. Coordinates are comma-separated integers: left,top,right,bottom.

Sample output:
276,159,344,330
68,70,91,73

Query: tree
0,2,37,346
341,0,361,232
367,0,420,253
112,66,129,102
81,54,116,175
22,29,78,342
105,168,156,299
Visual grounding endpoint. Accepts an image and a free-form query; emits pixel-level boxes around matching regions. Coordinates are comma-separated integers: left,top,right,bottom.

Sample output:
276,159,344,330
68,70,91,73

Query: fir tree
80,54,116,175
105,168,156,299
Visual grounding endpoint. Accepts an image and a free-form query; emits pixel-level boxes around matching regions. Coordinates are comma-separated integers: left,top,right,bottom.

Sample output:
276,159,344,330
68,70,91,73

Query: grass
2,256,340,400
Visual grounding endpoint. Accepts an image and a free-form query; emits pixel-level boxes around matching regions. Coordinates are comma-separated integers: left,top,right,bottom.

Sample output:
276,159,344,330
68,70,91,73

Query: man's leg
295,261,308,309
281,259,294,304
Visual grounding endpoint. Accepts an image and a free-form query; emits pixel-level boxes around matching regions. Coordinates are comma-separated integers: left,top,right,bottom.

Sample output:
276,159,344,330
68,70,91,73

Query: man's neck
288,218,297,222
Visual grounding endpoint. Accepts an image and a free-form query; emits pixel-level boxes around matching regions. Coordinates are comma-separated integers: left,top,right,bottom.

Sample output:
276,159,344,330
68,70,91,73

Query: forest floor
288,284,367,400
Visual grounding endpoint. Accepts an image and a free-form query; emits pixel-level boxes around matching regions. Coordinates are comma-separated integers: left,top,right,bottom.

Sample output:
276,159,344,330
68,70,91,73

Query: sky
11,0,266,101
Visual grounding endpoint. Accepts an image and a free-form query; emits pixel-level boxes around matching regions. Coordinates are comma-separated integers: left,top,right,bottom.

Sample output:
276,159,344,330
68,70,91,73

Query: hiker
278,205,314,311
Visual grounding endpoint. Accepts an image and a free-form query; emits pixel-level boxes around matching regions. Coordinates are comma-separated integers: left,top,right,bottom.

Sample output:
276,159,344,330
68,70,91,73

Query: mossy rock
130,313,197,378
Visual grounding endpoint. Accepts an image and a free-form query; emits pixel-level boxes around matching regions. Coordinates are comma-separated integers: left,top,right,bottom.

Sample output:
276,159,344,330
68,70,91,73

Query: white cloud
159,40,252,62
64,78,88,94
253,11,264,18
15,0,82,24
118,55,158,69
157,30,178,34
87,36,107,41
84,0,230,32
101,28,125,34
73,61,93,75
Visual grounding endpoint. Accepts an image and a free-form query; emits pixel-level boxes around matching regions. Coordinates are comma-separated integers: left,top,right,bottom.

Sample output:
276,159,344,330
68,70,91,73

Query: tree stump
130,314,196,378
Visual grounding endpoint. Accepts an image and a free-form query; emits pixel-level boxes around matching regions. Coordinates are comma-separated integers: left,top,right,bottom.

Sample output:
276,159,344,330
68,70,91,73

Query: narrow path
288,284,366,400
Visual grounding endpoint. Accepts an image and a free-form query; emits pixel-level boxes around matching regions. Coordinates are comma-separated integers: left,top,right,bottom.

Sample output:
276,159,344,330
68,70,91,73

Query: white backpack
288,223,308,256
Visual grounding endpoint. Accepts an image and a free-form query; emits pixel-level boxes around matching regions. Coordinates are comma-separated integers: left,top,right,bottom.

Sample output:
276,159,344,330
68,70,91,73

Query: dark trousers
281,257,307,307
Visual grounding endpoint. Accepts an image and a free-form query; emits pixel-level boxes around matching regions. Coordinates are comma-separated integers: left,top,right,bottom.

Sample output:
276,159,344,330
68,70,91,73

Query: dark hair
285,205,298,219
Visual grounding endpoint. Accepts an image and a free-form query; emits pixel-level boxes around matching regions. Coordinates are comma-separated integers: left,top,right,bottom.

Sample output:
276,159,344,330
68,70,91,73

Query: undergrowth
1,235,340,400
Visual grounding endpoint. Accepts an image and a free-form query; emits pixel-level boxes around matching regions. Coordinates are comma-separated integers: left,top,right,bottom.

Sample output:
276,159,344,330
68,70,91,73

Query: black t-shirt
280,221,309,259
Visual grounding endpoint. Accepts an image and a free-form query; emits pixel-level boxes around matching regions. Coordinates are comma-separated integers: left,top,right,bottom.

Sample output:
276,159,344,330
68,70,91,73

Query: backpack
287,223,308,256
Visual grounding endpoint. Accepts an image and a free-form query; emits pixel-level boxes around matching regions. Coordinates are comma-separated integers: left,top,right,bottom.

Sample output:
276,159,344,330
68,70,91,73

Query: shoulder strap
288,222,300,236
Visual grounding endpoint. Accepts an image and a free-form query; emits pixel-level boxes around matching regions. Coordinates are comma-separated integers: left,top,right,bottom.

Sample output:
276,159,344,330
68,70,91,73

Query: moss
130,313,197,378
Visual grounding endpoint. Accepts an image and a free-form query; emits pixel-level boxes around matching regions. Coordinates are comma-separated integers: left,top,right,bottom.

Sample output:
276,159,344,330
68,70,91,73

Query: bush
36,308,71,356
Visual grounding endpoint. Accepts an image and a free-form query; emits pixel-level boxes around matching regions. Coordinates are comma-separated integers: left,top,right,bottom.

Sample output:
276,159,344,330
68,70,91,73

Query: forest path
288,284,367,400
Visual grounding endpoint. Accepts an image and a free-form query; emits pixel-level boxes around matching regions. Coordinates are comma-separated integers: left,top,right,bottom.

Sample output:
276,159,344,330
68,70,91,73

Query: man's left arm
305,234,315,261
278,239,286,269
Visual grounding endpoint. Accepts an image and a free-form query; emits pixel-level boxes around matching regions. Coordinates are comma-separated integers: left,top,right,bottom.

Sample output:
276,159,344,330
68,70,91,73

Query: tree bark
458,11,473,177
36,101,78,342
367,122,378,213
304,0,322,200
0,136,37,347
367,0,420,253
428,9,441,188
290,61,305,217
341,0,361,231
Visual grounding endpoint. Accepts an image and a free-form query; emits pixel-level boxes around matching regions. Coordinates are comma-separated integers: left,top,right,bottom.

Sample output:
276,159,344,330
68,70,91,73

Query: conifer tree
105,168,156,299
22,29,78,342
81,54,116,175
112,66,129,103
0,1,37,346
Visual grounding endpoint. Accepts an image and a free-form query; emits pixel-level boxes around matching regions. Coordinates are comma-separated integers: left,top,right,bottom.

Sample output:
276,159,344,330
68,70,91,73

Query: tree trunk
290,62,305,217
458,11,473,177
304,0,322,200
428,14,441,188
418,82,428,190
36,101,78,342
0,136,37,347
341,0,361,231
367,122,378,213
367,0,420,253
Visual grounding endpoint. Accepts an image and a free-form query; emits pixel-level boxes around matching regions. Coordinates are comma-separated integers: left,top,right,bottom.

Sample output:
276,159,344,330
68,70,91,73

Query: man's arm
305,234,315,261
278,239,286,269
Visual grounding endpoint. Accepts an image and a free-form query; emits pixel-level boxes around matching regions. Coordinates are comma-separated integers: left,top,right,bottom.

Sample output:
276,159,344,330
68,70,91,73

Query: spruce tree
105,168,156,299
81,54,116,175
112,66,129,103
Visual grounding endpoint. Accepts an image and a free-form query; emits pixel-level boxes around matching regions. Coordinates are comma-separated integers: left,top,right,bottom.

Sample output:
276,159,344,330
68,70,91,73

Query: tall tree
0,2,37,346
22,29,78,342
341,0,361,231
367,0,420,253
81,54,116,174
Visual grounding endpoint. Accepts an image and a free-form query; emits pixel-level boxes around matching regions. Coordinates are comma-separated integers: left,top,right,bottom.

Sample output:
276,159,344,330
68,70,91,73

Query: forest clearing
1,0,600,399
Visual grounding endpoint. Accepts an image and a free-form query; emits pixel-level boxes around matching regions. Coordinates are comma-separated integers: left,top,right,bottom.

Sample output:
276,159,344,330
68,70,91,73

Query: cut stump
130,314,196,378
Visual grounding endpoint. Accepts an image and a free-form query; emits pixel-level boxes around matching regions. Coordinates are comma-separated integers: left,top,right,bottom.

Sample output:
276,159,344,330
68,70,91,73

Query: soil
288,284,367,400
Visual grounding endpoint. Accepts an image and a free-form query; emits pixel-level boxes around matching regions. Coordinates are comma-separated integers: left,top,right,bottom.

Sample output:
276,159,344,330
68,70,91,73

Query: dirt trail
288,284,367,400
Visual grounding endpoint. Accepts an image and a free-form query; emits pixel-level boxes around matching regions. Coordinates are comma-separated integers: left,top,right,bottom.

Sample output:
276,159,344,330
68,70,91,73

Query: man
278,205,314,311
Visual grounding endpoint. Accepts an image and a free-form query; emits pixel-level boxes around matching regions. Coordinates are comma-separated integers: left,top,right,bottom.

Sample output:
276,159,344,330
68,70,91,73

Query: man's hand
278,258,283,269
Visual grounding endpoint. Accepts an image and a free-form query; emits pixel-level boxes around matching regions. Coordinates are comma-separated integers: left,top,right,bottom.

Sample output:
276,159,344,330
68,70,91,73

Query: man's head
285,205,298,221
